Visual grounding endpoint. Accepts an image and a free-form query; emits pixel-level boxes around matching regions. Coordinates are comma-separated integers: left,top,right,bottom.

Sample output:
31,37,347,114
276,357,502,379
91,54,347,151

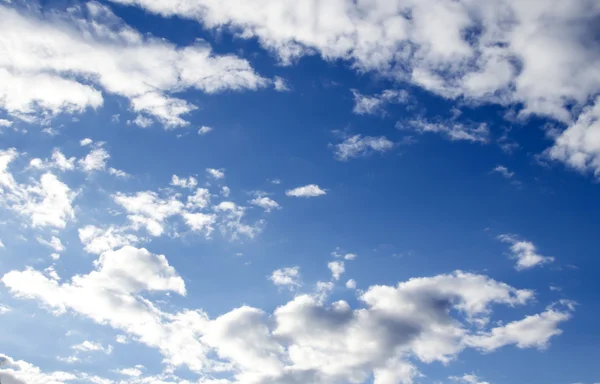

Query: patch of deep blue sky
1,1,599,383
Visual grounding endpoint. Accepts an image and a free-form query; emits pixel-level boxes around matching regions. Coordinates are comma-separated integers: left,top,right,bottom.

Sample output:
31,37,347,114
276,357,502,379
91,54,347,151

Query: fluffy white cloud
71,340,112,354
273,76,291,92
0,354,77,384
499,234,555,270
2,255,573,383
115,367,144,377
171,175,198,189
286,184,327,198
546,97,600,177
250,196,280,212
0,119,13,128
79,138,93,146
269,266,301,289
450,374,490,384
345,279,357,290
198,126,213,135
78,148,110,173
328,261,345,281
28,149,76,172
206,168,225,179
0,2,267,125
107,0,600,124
352,89,408,115
36,236,65,252
78,225,139,255
113,191,184,236
333,135,394,161
399,119,490,143
492,165,514,179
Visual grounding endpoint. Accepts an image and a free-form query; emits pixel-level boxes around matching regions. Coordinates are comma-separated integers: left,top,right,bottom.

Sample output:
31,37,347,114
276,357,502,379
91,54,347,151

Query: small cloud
274,76,291,91
250,196,281,212
269,266,301,289
286,184,326,198
42,127,59,136
328,261,345,280
37,236,65,252
0,304,12,314
345,279,357,289
399,118,489,144
108,167,131,179
198,126,213,135
171,175,198,189
206,168,225,179
129,115,153,128
498,234,555,270
0,119,13,128
352,89,408,115
80,138,93,146
333,134,394,161
492,165,515,179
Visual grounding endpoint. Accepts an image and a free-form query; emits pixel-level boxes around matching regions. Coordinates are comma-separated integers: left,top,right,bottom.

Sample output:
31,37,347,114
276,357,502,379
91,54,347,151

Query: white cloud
206,168,225,179
0,119,13,128
400,119,490,144
78,225,139,255
328,261,345,281
36,236,65,252
273,76,291,92
72,341,112,354
0,3,268,125
0,304,11,314
171,175,198,189
492,165,515,179
187,188,211,210
198,126,213,135
79,138,93,146
108,167,130,179
352,89,408,115
221,186,230,197
333,135,394,161
182,212,216,237
27,150,75,172
0,353,77,384
130,114,153,128
78,148,109,172
286,184,326,198
249,196,280,213
345,279,357,290
546,97,600,177
269,266,301,289
450,374,490,384
0,240,4,249
115,367,143,377
115,335,129,344
499,234,555,271
113,191,184,236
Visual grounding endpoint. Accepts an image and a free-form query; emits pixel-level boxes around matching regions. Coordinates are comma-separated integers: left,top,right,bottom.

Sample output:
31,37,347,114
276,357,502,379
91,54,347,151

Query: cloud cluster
0,2,268,126
2,259,573,384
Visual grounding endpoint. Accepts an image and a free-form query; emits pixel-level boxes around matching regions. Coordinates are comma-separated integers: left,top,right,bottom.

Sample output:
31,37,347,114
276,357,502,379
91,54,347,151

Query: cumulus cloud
78,225,139,255
250,196,280,212
0,2,267,125
78,148,110,173
333,135,394,161
71,340,112,354
352,89,408,115
328,261,345,281
198,126,213,135
492,165,515,179
269,267,301,289
399,119,490,143
171,175,198,189
2,252,573,384
450,374,490,384
286,184,327,198
79,138,93,146
36,236,65,252
206,168,225,179
499,234,555,271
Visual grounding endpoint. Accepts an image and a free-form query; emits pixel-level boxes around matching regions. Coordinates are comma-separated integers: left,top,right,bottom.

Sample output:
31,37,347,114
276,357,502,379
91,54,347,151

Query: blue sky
0,0,599,383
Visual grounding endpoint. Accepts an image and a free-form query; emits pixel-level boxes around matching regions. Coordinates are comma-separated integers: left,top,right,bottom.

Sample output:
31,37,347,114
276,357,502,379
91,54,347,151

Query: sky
0,0,599,383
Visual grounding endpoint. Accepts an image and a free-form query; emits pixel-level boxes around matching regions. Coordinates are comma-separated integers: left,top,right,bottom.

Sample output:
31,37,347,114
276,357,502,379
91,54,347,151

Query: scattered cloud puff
333,134,394,161
286,184,326,198
399,119,490,144
198,125,213,135
79,138,93,146
269,266,301,289
492,165,515,179
450,373,490,384
499,234,555,270
250,196,280,213
0,2,268,126
171,174,198,189
352,89,408,115
345,279,357,289
78,147,110,173
273,76,291,92
36,236,65,252
327,261,345,280
206,168,225,179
